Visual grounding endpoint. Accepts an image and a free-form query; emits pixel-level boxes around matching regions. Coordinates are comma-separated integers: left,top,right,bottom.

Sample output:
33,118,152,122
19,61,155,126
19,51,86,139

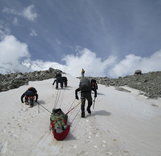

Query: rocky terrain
0,69,161,98
90,71,161,98
0,68,62,92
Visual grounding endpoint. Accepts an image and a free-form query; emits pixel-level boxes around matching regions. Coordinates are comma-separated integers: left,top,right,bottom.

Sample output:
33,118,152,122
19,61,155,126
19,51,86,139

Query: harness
25,96,35,99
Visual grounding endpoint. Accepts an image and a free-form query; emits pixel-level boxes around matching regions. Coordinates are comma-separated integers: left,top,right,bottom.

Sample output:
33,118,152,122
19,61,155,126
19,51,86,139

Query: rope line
54,89,61,108
36,102,52,114
59,89,65,108
67,98,76,113
66,101,81,115
70,107,81,123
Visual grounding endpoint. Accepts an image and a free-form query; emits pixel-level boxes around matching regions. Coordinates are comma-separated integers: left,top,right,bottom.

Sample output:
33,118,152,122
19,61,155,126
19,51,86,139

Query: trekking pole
93,97,96,109
37,101,40,114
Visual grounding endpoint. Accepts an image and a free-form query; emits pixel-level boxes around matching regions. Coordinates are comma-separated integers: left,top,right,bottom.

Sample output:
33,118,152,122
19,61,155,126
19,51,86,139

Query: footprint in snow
151,104,159,107
0,142,8,154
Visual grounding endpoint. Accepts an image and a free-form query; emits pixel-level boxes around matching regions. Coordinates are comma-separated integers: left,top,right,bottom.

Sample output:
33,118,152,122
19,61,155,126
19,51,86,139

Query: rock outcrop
1,69,161,98
88,71,161,98
0,68,62,92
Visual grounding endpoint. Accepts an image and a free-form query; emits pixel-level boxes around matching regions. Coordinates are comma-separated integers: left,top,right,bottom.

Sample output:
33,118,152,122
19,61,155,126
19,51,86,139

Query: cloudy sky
0,0,161,77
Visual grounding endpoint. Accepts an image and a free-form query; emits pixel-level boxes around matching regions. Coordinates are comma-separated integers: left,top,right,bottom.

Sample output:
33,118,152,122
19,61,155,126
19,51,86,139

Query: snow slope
0,74,161,156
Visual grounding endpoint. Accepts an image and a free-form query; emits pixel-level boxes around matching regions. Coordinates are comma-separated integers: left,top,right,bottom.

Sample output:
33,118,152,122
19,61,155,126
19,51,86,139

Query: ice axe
93,97,96,109
36,101,40,114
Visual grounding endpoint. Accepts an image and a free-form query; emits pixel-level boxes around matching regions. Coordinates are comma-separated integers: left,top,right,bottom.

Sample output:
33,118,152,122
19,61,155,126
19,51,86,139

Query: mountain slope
0,74,161,156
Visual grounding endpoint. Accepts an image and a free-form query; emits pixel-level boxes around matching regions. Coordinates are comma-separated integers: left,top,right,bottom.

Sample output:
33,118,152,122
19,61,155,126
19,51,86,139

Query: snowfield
0,74,161,156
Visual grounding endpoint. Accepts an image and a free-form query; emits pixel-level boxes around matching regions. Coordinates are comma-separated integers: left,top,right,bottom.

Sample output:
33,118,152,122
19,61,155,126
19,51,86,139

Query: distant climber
75,77,97,118
81,68,85,77
21,87,38,107
134,70,142,75
53,72,63,89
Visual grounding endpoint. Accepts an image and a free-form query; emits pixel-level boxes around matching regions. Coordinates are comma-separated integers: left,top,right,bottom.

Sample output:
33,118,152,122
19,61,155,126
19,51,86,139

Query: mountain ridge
0,68,161,98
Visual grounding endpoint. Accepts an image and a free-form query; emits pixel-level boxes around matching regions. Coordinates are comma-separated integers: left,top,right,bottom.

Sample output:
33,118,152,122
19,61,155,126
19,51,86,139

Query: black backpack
79,78,91,92
91,79,98,90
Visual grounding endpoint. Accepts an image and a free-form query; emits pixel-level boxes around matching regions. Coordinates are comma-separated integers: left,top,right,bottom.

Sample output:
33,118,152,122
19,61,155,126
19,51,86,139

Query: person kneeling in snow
21,87,38,107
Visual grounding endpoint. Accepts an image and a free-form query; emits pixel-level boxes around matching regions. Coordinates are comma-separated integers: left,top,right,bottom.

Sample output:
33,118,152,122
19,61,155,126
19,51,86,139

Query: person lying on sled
50,108,68,133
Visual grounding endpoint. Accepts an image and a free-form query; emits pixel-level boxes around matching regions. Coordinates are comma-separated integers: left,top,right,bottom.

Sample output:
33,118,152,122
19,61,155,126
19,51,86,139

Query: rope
67,99,76,113
59,89,65,108
54,90,59,108
93,97,96,109
54,89,61,108
66,101,81,115
70,109,81,133
36,102,52,114
70,108,81,123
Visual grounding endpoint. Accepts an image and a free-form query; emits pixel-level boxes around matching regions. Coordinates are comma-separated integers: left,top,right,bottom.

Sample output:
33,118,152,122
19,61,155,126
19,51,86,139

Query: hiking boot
81,112,85,118
87,108,91,114
30,104,33,107
25,102,29,105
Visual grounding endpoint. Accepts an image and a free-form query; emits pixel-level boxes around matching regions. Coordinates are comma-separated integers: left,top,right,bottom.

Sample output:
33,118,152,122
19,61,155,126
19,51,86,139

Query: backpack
91,79,98,90
79,77,91,92
28,87,37,94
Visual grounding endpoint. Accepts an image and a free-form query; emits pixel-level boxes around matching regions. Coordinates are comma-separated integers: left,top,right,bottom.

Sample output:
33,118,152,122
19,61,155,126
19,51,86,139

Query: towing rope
54,89,61,108
70,107,81,124
36,102,52,114
66,101,81,115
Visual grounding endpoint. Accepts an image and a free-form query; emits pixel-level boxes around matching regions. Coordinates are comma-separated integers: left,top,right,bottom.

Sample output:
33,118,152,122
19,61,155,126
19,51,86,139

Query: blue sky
0,0,161,77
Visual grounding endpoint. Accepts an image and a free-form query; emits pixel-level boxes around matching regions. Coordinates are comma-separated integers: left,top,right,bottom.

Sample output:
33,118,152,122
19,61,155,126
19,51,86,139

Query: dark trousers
64,81,67,87
56,81,63,88
81,92,92,114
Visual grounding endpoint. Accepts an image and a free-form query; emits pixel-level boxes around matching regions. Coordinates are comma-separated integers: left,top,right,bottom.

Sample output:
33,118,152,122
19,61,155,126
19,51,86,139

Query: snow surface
0,74,161,156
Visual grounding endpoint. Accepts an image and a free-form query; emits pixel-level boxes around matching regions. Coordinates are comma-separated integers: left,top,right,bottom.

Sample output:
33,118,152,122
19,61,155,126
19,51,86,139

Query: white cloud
0,35,30,73
2,8,20,16
108,54,142,77
30,29,37,37
13,17,18,25
108,50,161,77
0,21,10,40
27,48,161,78
62,48,117,77
1,40,161,78
56,39,62,45
22,5,38,21
22,59,66,72
3,5,38,22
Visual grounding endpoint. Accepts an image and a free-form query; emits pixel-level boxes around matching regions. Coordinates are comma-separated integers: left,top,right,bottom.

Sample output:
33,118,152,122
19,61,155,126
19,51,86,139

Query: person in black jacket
75,77,97,118
21,87,38,107
53,72,63,89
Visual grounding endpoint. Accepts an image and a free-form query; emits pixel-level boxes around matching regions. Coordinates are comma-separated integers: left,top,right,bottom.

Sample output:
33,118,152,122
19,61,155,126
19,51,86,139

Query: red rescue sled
50,121,70,140
52,125,70,140
50,108,70,140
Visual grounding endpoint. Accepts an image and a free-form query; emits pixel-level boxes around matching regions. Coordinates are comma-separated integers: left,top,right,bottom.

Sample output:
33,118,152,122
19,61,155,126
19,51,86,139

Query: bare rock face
89,71,161,98
0,68,62,92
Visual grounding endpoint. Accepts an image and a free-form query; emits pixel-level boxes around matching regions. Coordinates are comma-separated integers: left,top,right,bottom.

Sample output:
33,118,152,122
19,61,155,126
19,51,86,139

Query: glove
76,95,79,100
21,101,24,103
94,94,97,98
